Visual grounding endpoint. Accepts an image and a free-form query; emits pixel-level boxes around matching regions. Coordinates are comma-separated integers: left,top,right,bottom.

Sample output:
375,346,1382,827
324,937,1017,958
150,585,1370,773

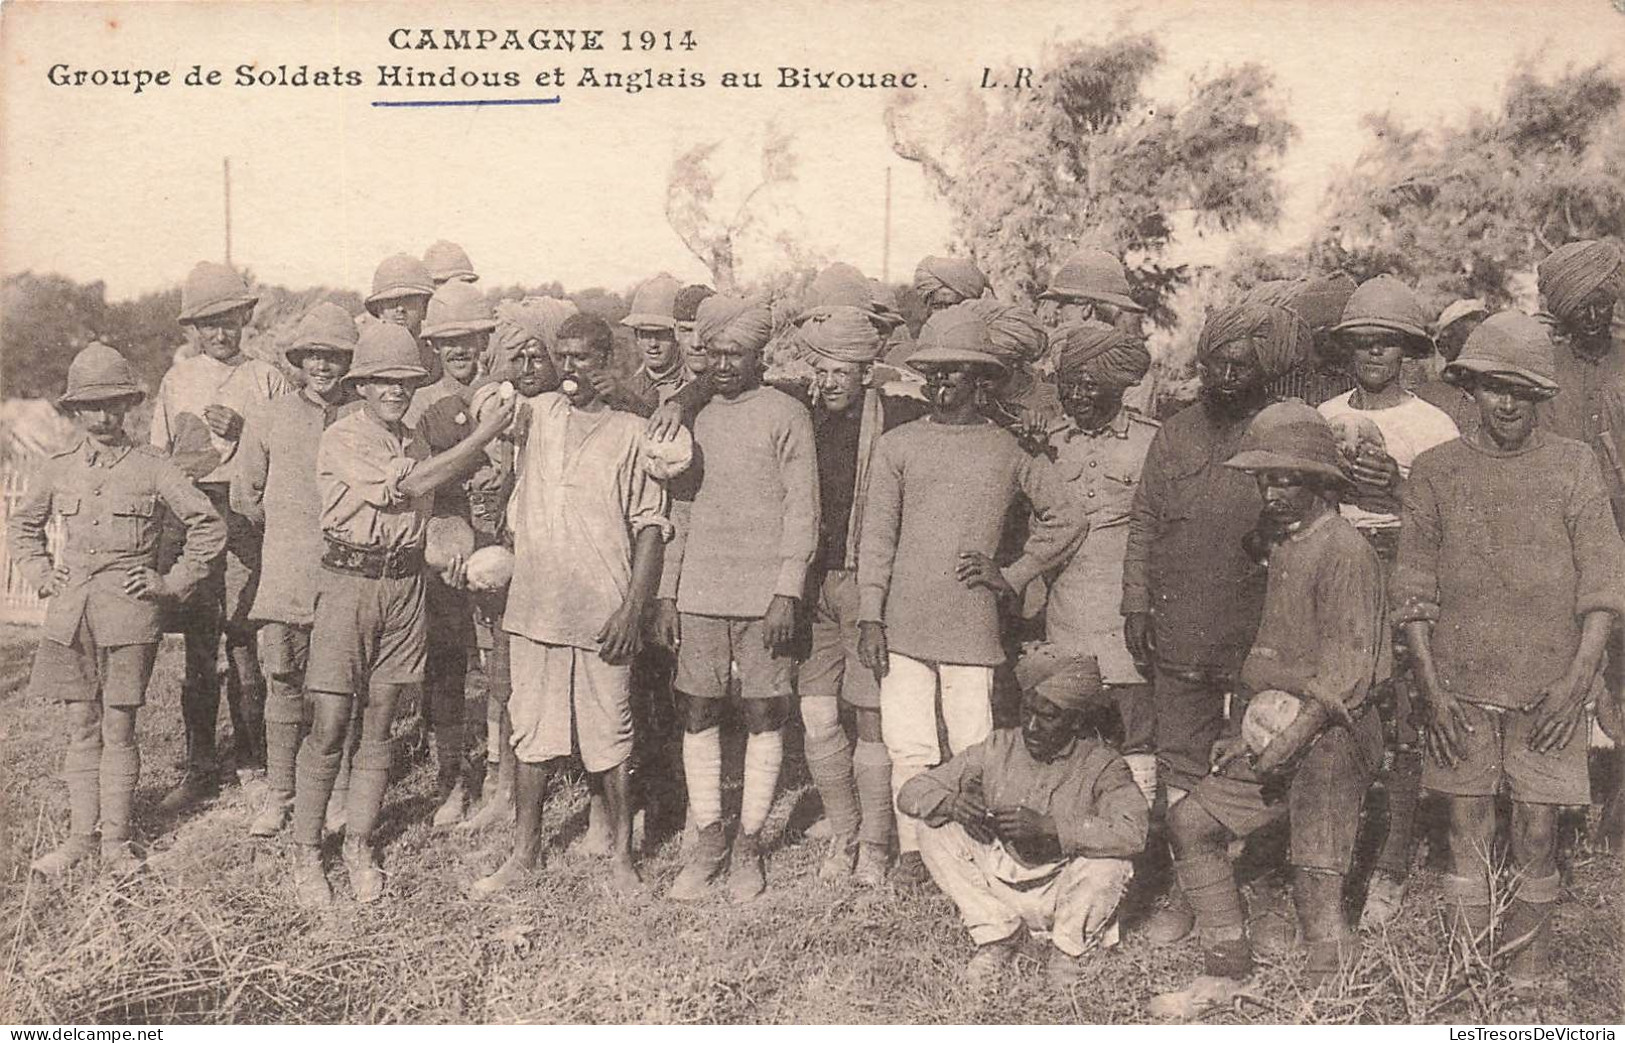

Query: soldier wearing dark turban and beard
1122,302,1310,944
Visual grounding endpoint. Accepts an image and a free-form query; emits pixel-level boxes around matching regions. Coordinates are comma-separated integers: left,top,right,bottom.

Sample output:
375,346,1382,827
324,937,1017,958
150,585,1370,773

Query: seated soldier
1152,403,1387,1017
896,647,1148,991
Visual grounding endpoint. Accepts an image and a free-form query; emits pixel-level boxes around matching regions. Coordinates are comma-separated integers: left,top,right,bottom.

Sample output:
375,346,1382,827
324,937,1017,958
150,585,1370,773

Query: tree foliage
1312,61,1625,308
665,121,802,292
885,33,1296,326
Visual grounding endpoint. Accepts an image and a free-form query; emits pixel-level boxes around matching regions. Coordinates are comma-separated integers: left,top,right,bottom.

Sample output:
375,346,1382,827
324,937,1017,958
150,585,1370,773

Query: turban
797,305,884,364
1242,273,1356,333
965,298,1046,368
1197,302,1312,382
1014,644,1103,712
694,294,774,352
1537,240,1624,320
493,297,577,352
913,256,989,304
1052,320,1151,388
487,297,577,380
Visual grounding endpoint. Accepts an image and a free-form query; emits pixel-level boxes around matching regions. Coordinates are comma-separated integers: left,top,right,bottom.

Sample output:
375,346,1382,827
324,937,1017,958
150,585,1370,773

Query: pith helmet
422,281,496,340
1443,312,1559,398
622,273,682,330
1042,249,1143,313
1224,401,1352,490
423,240,478,284
1332,275,1435,356
366,254,435,309
345,323,429,384
286,302,359,364
59,342,145,406
907,304,1007,375
178,262,258,325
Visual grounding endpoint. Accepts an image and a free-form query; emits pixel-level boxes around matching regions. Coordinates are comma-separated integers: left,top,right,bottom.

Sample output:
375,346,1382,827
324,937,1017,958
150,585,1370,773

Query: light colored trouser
920,821,1133,955
880,653,993,853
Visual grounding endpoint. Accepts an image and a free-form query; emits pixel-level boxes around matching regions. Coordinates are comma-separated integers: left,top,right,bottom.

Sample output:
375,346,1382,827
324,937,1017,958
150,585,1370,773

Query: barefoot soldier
232,303,359,838
14,344,226,875
472,313,677,895
290,323,513,906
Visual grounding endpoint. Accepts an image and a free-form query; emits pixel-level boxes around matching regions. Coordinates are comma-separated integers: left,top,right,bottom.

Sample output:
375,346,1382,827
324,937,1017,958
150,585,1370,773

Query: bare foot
470,854,536,897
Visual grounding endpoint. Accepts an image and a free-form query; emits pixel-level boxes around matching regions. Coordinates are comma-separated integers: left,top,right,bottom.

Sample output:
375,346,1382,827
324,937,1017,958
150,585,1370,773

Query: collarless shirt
233,388,344,624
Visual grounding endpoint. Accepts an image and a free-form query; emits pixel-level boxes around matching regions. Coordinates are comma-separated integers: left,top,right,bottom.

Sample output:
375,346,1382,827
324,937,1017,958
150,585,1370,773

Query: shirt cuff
774,561,807,600
1120,588,1150,615
858,585,886,623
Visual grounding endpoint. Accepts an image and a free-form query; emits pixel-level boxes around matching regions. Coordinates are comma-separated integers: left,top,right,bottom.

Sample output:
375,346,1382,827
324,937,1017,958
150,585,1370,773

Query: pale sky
2,0,1622,302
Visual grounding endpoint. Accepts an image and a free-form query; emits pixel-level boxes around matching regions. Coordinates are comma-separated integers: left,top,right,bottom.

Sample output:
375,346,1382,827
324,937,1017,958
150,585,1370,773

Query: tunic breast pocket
110,493,158,549
1159,455,1207,524
53,494,82,522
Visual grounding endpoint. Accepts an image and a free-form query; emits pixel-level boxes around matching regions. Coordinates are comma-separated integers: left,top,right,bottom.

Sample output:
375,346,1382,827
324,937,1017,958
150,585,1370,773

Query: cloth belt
322,537,424,579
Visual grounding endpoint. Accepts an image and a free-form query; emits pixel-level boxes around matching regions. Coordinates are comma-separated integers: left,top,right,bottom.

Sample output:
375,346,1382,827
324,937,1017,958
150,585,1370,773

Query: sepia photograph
0,0,1622,1027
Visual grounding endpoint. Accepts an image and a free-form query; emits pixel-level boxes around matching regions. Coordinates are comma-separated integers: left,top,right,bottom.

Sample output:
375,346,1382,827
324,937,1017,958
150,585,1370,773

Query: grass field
1,624,1619,1024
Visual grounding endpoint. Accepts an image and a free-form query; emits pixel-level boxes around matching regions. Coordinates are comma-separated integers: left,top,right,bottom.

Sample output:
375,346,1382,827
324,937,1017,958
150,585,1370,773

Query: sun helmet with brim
365,254,436,310
284,302,359,366
58,343,146,407
178,262,259,325
344,323,430,385
1224,401,1353,490
422,281,497,341
1441,311,1560,399
1040,248,1144,313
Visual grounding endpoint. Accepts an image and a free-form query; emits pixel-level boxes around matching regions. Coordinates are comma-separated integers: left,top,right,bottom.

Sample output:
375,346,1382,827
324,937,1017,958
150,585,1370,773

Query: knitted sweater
668,385,819,618
858,418,1088,666
1394,430,1625,710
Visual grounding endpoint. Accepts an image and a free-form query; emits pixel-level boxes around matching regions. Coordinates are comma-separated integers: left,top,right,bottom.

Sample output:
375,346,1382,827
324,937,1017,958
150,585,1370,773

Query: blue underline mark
371,96,562,108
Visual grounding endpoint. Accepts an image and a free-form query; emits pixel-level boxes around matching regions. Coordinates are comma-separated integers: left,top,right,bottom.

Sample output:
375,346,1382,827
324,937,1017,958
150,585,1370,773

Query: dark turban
1537,240,1624,320
1242,273,1357,333
965,298,1046,369
913,256,989,304
797,305,883,364
1197,302,1312,382
1052,320,1151,388
694,294,774,352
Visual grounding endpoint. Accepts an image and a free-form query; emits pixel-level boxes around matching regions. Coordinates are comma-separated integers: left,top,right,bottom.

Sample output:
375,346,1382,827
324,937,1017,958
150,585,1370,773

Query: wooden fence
1,461,60,626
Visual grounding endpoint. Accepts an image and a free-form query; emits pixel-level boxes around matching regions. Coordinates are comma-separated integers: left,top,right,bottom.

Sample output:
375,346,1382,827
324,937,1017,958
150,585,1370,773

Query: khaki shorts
676,614,793,701
1192,705,1384,874
30,626,158,708
305,568,427,697
508,637,633,772
1422,700,1590,806
798,570,879,710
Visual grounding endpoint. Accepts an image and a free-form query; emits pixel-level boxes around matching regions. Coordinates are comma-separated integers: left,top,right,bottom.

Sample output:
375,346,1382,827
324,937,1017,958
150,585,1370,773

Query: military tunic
9,439,225,704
